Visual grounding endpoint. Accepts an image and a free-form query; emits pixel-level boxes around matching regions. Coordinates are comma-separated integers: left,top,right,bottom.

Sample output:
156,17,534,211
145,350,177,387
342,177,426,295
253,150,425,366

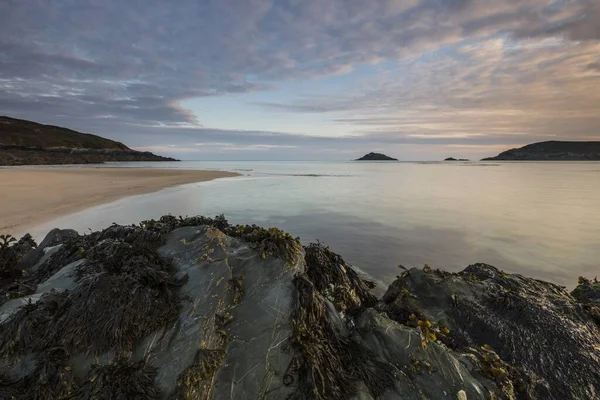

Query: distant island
0,116,177,165
482,141,600,161
355,152,398,161
444,157,470,161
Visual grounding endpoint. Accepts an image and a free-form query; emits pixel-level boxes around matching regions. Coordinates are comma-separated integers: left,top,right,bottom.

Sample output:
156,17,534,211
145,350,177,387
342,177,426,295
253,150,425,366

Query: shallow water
24,161,600,287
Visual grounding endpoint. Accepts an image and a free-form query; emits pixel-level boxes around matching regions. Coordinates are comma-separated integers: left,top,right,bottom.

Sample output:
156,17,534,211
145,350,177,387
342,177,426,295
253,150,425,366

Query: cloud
263,38,600,143
0,0,599,159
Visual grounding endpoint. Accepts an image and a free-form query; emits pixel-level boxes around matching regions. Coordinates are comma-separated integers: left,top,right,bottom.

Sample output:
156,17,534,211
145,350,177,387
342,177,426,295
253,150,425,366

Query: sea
25,161,600,288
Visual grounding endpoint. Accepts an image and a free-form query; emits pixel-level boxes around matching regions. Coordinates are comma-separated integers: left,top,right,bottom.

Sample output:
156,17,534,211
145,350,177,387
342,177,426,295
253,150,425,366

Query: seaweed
571,276,600,304
77,357,160,400
286,274,395,400
0,233,36,280
229,275,245,306
303,242,377,313
169,349,226,400
0,291,68,357
464,345,527,399
54,239,183,354
0,237,183,359
94,223,165,250
139,214,301,264
382,302,426,325
0,235,17,248
0,347,79,400
410,357,436,376
0,279,37,305
139,214,230,235
0,374,18,400
22,347,80,400
344,340,396,397
0,223,171,307
382,302,456,349
225,224,302,264
32,236,87,284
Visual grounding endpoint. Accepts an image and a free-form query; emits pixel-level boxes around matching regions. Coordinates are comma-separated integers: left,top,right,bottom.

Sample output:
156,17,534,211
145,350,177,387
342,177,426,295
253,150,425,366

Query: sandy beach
0,167,238,235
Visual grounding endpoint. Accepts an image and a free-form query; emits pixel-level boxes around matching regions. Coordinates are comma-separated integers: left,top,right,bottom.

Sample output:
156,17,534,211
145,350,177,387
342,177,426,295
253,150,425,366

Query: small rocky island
0,116,177,165
1,215,599,399
482,141,600,161
355,152,398,161
444,157,470,161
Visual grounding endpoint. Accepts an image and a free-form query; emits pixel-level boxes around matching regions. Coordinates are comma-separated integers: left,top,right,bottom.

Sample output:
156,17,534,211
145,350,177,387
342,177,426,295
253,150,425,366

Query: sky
1,0,599,161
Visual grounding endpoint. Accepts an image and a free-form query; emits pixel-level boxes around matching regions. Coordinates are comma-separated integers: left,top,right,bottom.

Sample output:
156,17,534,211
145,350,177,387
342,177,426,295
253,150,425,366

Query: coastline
0,167,239,235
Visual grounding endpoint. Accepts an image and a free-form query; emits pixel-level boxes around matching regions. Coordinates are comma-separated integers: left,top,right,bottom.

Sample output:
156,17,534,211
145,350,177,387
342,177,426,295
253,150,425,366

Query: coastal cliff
482,141,600,161
0,116,177,165
1,215,599,399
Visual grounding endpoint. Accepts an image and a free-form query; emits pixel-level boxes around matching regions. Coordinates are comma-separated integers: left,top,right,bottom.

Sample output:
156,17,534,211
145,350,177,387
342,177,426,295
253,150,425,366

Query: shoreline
0,167,239,235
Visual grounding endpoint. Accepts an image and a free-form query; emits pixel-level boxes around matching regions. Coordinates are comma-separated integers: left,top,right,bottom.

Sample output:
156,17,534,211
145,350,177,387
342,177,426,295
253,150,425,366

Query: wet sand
0,167,238,235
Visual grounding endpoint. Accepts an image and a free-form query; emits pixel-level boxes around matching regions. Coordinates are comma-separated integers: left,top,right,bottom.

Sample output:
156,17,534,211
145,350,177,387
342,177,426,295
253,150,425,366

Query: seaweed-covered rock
352,309,499,399
137,225,303,399
1,217,598,400
572,277,600,304
0,233,39,307
383,263,600,399
0,218,306,399
0,233,37,279
21,228,78,269
571,277,600,327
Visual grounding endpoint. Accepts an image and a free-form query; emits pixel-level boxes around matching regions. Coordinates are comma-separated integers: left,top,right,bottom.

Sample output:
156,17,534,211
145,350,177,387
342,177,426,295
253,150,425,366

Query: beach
0,167,238,235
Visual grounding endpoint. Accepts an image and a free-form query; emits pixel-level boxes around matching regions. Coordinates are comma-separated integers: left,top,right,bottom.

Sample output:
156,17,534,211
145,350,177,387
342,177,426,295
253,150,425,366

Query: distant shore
0,167,239,235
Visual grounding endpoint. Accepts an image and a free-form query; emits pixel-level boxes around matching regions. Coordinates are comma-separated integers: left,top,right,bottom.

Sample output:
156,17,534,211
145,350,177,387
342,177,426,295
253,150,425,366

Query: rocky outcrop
1,216,599,399
482,141,600,161
444,157,470,161
383,264,600,399
355,152,398,161
0,116,177,165
571,277,600,327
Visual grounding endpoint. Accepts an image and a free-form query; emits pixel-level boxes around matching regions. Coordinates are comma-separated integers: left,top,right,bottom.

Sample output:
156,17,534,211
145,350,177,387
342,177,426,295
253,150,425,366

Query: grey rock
18,228,78,271
383,263,600,399
34,258,82,294
0,259,82,323
132,225,302,399
353,309,491,399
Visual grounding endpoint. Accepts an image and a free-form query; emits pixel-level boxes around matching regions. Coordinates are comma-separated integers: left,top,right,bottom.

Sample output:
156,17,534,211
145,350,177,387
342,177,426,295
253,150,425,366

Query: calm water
25,161,600,288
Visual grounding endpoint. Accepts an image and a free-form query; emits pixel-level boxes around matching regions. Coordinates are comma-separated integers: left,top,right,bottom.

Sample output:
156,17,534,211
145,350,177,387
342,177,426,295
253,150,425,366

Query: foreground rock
1,216,599,399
